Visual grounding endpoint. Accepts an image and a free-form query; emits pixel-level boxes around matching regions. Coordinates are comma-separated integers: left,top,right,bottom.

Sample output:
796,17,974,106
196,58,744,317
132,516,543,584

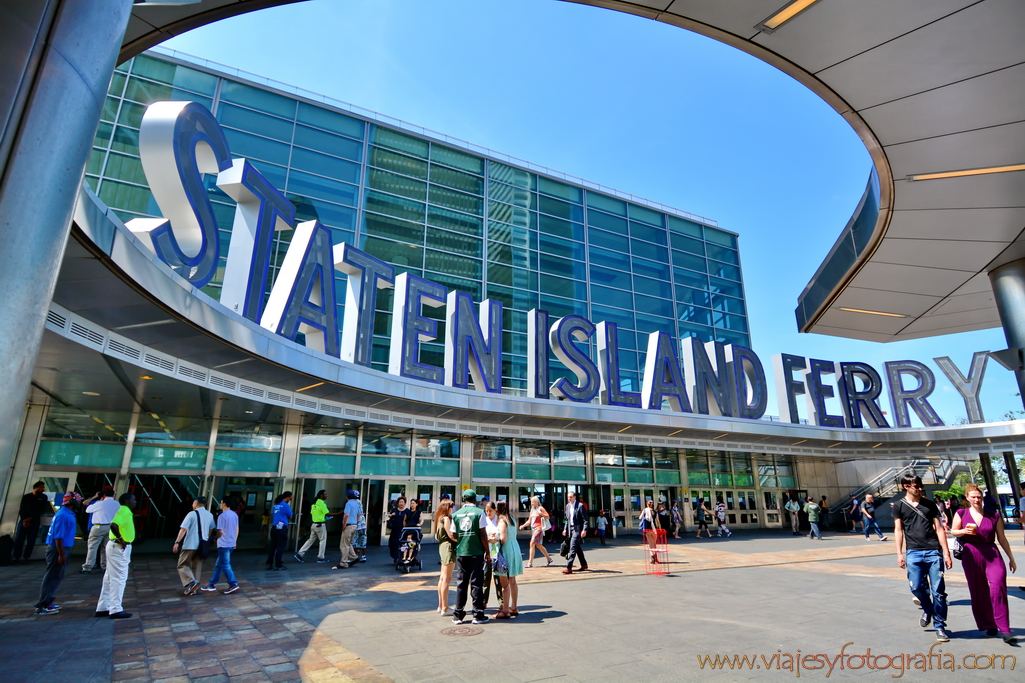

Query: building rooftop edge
146,45,731,235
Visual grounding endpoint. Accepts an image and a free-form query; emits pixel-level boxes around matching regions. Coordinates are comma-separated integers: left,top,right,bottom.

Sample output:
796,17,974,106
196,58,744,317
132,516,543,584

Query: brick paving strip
2,532,1020,682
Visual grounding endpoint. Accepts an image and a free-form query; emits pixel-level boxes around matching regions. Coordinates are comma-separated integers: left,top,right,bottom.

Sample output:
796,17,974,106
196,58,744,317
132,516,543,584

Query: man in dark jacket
562,491,589,574
14,481,52,562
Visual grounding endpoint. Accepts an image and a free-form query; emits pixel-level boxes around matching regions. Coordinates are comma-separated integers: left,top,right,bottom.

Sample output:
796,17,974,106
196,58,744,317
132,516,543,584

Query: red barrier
644,528,668,575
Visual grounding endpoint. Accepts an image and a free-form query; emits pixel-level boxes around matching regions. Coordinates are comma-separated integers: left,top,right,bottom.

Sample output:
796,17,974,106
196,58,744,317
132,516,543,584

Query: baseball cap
462,489,476,500
63,492,83,504
439,493,451,500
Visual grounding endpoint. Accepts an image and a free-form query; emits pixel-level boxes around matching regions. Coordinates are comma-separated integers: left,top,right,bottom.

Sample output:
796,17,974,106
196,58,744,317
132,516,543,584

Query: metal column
989,259,1025,411
977,453,998,498
0,0,133,507
1002,451,1021,517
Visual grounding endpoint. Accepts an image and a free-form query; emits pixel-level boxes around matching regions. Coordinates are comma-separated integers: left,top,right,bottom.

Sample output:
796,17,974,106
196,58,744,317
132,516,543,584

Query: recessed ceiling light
907,163,1025,182
617,425,631,433
838,307,907,318
82,391,100,396
759,0,821,31
139,375,153,380
245,410,254,414
296,381,325,392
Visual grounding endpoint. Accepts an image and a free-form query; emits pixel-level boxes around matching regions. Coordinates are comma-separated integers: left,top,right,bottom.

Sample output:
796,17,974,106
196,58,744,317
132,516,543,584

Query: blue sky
163,0,1019,425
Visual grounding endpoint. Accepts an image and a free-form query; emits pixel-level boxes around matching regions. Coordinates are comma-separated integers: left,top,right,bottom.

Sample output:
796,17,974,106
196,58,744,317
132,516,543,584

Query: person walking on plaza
354,491,368,563
893,474,952,642
562,490,589,573
596,509,609,545
451,489,490,625
81,486,119,574
173,496,216,595
803,496,822,540
849,494,864,533
265,491,293,570
33,492,81,615
715,496,731,537
519,495,552,567
819,495,830,529
785,496,801,535
201,496,240,594
694,497,712,538
951,484,1018,644
434,499,457,614
96,493,136,619
862,493,888,541
671,500,683,539
639,499,660,563
295,489,331,564
333,490,363,569
14,481,52,563
494,501,523,619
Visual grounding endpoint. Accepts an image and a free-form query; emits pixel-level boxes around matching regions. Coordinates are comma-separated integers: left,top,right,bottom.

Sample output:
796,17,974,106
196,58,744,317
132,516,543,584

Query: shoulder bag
540,508,552,532
194,510,210,560
949,508,965,560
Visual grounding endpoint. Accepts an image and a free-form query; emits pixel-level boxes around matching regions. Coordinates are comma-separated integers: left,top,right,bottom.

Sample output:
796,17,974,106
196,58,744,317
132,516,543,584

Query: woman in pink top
518,496,552,568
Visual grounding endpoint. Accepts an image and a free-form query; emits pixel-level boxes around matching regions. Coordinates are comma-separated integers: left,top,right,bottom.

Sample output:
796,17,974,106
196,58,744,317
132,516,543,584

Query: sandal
525,563,533,568
495,609,512,619
546,558,554,567
510,608,518,617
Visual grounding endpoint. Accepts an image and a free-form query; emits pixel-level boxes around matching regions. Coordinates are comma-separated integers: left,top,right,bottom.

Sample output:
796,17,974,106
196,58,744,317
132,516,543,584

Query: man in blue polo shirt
34,492,82,615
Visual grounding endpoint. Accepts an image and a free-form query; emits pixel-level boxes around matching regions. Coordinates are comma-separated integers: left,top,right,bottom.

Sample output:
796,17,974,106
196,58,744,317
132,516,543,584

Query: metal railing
829,458,973,515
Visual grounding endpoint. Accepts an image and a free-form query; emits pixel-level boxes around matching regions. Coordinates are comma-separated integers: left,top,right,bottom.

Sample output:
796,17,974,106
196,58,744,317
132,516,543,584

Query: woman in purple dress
951,484,1018,644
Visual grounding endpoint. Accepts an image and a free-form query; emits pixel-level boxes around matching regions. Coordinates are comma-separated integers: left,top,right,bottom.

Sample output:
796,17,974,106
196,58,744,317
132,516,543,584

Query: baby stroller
396,527,423,573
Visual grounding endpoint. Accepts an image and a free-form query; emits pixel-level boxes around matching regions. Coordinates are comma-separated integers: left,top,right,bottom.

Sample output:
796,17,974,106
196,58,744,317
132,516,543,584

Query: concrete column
0,0,134,502
978,453,998,497
989,259,1025,410
0,402,48,534
1002,451,1021,516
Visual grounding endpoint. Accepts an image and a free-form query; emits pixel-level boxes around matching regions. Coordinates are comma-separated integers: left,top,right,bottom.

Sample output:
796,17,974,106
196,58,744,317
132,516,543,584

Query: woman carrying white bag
519,496,553,568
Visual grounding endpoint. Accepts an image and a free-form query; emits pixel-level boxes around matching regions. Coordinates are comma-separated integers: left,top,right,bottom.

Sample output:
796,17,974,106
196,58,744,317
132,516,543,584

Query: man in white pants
81,487,119,573
96,493,136,619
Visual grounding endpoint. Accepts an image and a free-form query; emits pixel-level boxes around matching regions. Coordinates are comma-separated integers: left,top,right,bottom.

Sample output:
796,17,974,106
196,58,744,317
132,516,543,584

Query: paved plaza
1,529,1023,682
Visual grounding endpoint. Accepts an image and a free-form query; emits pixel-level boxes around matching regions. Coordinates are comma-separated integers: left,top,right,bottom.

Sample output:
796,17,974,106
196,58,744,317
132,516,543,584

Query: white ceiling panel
885,120,1025,180
870,238,1005,271
832,287,940,318
861,63,1025,146
802,325,896,343
949,272,995,296
896,319,998,341
815,0,1025,110
885,208,1025,242
893,172,1025,211
816,308,910,335
664,0,784,39
898,307,1002,335
752,0,976,74
923,290,996,317
852,261,974,297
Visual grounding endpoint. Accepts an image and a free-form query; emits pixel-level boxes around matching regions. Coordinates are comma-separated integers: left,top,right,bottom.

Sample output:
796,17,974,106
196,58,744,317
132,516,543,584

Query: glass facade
89,52,749,396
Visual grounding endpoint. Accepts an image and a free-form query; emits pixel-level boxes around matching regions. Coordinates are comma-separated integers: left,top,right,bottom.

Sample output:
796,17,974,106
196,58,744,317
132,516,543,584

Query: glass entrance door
382,482,408,546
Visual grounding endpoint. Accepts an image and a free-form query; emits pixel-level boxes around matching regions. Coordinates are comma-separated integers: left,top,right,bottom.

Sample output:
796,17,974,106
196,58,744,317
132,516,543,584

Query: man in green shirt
451,490,491,625
803,496,823,540
96,493,136,619
295,490,332,563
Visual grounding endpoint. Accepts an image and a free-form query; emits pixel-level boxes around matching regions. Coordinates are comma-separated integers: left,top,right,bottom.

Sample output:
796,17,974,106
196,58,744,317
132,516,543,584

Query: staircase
829,458,972,521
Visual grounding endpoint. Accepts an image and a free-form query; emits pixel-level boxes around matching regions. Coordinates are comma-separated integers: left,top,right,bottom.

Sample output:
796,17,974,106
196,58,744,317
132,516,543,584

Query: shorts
596,528,605,537
696,518,709,529
439,541,456,566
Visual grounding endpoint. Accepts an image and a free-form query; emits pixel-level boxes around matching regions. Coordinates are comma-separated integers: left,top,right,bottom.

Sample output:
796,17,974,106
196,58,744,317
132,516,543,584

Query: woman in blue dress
494,501,524,618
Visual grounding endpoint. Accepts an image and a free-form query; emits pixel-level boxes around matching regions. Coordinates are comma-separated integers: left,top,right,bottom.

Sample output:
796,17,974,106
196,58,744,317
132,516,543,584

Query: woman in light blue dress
494,501,524,618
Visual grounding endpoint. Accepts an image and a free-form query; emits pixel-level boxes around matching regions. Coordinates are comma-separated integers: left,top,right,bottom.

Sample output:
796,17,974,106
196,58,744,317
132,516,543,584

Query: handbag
560,538,570,557
194,510,210,560
493,551,509,574
541,512,552,532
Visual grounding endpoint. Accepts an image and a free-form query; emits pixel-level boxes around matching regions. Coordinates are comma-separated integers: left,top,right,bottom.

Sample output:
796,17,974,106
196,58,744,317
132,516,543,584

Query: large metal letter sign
597,321,641,408
773,354,807,424
549,316,600,402
338,244,394,367
683,338,733,417
132,101,232,286
259,221,341,356
217,159,296,322
390,273,446,384
803,358,845,428
934,353,989,423
885,361,944,428
641,331,691,412
726,345,767,420
835,362,889,428
527,309,550,399
445,291,503,393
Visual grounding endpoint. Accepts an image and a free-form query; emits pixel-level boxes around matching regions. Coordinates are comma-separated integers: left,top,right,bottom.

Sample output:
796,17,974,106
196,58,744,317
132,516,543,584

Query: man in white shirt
334,490,363,569
81,487,121,573
172,496,216,595
784,497,802,536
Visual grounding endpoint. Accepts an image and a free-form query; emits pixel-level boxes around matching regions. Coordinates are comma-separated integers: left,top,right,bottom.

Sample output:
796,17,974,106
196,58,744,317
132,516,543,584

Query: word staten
128,101,991,429
696,642,1015,677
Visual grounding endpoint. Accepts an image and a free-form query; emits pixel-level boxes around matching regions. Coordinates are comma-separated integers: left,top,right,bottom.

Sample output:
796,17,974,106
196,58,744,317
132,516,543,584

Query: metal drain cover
441,626,484,637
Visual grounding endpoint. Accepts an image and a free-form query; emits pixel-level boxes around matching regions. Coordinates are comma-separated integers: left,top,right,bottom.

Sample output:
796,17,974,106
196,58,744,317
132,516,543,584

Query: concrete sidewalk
1,530,1022,682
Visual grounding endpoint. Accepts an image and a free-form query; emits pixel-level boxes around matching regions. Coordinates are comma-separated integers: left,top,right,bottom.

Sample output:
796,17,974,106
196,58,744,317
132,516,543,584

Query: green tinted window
108,71,127,97
673,251,706,273
365,190,425,222
426,227,481,256
425,271,480,300
488,180,534,208
110,126,139,155
293,125,362,162
633,274,672,299
360,236,423,269
537,177,581,203
488,264,537,290
430,164,483,195
631,240,669,263
586,191,627,216
590,285,632,310
541,275,586,300
101,96,120,124
667,216,703,238
671,233,704,255
223,128,290,165
219,103,293,141
677,304,711,325
540,254,584,280
487,242,535,269
428,205,482,236
364,213,425,244
117,101,146,129
94,121,114,149
677,286,711,307
636,295,674,318
220,81,295,118
130,55,217,95
538,195,583,222
704,228,737,249
488,162,534,189
367,168,427,201
590,264,631,291
87,148,105,176
287,171,357,206
589,245,630,272
488,221,535,249
371,126,428,158
488,201,533,228
104,152,146,186
706,243,739,265
674,267,708,290
294,198,356,232
587,209,627,234
627,203,663,227
123,77,212,109
99,180,156,215
538,232,585,260
630,221,667,246
711,294,745,314
708,261,741,281
632,257,670,281
709,277,743,298
538,214,584,241
590,304,634,329
425,249,481,279
369,146,428,179
297,102,364,139
486,284,537,311
430,144,483,174
587,227,629,253
429,185,482,215
291,148,359,184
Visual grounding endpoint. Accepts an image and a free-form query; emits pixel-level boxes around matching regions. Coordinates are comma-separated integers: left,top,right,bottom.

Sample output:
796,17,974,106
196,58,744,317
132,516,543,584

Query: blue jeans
864,517,885,539
809,522,822,539
208,547,236,587
906,549,947,630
